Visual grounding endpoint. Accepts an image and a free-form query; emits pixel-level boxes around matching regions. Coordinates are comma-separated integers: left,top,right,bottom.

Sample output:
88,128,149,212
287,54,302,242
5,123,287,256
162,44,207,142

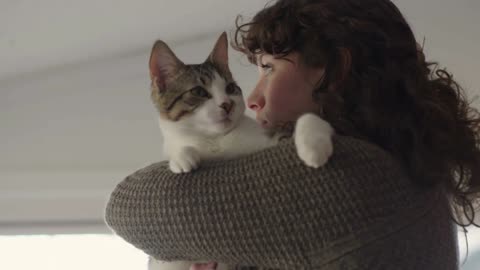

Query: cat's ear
207,32,229,72
149,40,184,93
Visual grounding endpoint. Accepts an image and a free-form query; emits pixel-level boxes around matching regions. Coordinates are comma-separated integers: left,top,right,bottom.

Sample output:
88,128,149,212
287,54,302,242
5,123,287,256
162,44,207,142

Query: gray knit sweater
105,136,458,269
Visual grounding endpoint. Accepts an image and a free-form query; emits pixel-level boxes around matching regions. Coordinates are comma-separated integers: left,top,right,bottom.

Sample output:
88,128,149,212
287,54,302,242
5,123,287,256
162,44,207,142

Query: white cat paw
294,113,335,168
169,146,201,174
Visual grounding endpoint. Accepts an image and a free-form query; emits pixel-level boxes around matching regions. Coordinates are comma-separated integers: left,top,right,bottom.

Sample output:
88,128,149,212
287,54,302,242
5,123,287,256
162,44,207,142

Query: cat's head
149,32,245,136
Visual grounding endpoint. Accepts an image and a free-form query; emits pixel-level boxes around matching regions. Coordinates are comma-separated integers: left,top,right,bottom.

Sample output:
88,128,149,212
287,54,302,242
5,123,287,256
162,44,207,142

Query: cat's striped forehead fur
149,32,242,122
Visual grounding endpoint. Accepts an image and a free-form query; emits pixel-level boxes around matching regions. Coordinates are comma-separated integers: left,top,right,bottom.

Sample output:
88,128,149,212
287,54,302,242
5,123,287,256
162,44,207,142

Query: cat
147,32,334,270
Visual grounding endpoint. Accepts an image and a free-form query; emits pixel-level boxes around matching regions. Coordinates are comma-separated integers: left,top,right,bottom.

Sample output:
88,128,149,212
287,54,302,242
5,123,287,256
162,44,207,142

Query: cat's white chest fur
159,116,276,173
160,113,334,174
199,116,278,159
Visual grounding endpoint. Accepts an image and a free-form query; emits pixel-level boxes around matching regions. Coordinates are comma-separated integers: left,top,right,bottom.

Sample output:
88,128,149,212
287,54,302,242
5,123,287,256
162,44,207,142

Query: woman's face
247,52,325,130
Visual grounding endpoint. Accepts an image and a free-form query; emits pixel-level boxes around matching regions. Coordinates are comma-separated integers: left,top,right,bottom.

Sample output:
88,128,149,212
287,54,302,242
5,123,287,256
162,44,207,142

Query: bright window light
0,229,479,270
0,234,147,270
459,226,480,270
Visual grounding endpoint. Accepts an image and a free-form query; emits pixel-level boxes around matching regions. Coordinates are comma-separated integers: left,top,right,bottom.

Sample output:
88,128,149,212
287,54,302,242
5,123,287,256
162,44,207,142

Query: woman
105,0,480,269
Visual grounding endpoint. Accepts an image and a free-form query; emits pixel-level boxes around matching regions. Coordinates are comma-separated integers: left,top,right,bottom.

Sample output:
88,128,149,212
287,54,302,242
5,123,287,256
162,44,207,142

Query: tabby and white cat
147,32,334,270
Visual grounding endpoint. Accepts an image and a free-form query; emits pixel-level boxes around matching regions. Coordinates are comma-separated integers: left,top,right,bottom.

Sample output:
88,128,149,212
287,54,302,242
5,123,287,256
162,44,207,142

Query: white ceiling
0,0,479,230
0,0,268,81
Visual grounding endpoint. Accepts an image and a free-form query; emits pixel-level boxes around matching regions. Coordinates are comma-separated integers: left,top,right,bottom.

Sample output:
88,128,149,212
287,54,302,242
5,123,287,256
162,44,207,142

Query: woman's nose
247,86,265,112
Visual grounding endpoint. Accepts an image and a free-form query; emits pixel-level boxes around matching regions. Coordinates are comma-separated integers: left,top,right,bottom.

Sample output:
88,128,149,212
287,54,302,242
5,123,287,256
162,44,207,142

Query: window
0,228,479,269
0,234,147,270
459,226,480,270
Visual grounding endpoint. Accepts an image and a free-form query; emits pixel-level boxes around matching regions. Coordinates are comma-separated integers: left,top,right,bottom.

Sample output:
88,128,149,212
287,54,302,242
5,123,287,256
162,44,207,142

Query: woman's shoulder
106,135,445,267
247,134,406,179
131,135,403,178
128,135,413,197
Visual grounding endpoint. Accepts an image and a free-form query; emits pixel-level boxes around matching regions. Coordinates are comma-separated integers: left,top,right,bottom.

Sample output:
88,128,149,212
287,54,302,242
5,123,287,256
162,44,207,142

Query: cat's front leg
169,146,201,174
294,113,334,168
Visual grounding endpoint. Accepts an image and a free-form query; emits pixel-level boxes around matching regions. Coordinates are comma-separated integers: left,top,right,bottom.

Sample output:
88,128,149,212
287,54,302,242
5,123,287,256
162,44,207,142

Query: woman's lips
255,112,274,129
258,117,273,129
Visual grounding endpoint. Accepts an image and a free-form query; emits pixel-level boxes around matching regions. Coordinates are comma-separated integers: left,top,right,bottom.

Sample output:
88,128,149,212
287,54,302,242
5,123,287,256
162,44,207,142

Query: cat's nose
220,101,234,114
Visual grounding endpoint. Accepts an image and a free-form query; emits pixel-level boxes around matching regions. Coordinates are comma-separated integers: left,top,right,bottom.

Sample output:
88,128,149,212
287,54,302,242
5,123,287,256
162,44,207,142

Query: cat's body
147,32,334,270
159,111,279,165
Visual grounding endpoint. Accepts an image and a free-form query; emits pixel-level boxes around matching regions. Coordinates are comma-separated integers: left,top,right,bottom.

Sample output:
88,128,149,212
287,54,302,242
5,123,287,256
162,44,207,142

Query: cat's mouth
216,117,232,125
214,117,235,134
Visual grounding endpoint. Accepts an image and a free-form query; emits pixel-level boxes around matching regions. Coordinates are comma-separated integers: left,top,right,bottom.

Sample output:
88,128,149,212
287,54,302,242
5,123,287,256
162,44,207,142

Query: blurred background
1,0,479,269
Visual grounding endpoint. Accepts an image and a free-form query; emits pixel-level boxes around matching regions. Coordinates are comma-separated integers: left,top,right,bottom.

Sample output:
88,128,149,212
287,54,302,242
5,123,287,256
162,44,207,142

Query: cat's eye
189,86,210,98
226,83,241,95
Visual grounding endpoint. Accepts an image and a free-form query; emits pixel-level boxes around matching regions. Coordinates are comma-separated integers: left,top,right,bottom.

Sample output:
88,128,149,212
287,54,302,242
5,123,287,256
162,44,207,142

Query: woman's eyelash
260,64,273,74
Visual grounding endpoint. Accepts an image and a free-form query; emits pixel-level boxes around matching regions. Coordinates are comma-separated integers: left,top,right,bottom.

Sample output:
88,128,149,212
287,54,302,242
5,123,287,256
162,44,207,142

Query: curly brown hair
233,0,480,227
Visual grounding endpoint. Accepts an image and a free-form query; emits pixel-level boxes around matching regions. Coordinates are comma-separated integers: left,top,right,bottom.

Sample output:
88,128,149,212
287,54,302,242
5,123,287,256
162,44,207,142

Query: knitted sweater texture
105,136,458,269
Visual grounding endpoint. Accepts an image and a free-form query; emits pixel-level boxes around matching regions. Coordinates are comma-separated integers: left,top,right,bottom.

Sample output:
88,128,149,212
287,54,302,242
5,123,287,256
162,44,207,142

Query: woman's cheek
269,90,291,114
